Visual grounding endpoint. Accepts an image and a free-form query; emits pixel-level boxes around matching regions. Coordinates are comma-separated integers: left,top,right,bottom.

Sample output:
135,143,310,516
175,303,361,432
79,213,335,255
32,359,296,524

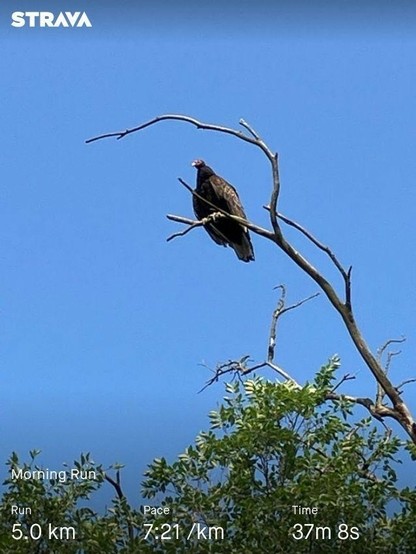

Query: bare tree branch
395,378,416,394
166,213,228,242
85,113,276,162
329,372,357,394
87,114,416,443
385,350,402,373
265,361,300,385
377,337,406,366
268,285,319,364
166,214,198,226
198,357,254,394
104,471,123,500
199,288,317,392
268,208,353,307
375,337,407,405
239,118,261,140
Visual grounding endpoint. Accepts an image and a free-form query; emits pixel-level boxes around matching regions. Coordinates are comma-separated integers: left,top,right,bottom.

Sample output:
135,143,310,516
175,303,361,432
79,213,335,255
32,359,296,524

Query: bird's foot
210,211,224,222
201,212,224,226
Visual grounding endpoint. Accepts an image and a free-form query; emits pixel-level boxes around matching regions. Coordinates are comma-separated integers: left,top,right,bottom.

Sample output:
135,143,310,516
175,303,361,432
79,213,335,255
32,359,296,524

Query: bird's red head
191,159,206,169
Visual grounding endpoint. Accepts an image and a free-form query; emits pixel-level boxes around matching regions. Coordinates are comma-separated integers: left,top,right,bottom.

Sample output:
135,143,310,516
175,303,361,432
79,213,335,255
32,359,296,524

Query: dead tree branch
166,213,222,242
166,215,204,241
265,207,353,309
329,372,356,394
377,337,407,369
395,378,416,395
199,288,317,392
375,337,407,406
87,114,416,443
86,113,276,163
268,285,319,364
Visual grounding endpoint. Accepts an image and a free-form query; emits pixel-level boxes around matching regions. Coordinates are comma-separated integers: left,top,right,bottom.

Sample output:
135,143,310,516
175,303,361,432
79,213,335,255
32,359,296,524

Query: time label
291,523,360,541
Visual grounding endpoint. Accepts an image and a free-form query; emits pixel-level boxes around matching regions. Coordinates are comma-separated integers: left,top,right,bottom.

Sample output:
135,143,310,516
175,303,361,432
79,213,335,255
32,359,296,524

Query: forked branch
199,287,317,393
104,471,134,540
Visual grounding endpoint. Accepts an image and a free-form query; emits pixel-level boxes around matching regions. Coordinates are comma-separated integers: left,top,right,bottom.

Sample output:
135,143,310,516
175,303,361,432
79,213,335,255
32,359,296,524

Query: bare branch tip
273,284,285,291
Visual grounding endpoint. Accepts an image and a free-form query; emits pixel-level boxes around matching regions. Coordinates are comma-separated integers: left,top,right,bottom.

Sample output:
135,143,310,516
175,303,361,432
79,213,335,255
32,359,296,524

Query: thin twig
377,337,406,365
239,118,261,140
395,378,416,394
198,358,252,393
166,214,213,242
277,291,320,317
166,214,197,226
375,336,406,405
385,350,402,374
330,373,356,394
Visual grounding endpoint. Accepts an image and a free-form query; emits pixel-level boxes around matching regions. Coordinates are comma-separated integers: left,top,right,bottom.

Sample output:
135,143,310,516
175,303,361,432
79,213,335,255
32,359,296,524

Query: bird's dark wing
209,175,249,221
209,176,254,262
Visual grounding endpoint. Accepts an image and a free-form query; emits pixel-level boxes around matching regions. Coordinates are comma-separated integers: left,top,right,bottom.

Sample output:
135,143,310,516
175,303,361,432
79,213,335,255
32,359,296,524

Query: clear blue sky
1,2,416,507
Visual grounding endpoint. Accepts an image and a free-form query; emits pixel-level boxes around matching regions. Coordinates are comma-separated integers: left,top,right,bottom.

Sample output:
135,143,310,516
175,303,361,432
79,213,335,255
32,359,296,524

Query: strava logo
11,11,92,28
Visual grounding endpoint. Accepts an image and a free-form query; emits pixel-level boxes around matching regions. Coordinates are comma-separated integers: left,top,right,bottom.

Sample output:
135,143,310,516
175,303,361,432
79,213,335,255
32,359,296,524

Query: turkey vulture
191,160,255,262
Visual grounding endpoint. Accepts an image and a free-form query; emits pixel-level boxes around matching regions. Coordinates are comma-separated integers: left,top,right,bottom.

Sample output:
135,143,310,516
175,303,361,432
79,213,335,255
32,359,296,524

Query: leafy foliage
141,358,415,553
1,358,414,552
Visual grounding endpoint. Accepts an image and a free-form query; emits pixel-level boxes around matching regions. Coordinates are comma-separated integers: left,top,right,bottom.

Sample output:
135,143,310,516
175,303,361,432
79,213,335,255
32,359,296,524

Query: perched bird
191,160,255,262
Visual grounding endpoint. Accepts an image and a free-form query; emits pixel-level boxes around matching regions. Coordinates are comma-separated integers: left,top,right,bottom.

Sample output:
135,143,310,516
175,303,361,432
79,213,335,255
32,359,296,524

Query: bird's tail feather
232,236,255,263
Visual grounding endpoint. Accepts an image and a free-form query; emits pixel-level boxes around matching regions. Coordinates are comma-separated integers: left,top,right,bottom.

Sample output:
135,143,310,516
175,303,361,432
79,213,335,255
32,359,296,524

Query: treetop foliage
2,358,415,553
